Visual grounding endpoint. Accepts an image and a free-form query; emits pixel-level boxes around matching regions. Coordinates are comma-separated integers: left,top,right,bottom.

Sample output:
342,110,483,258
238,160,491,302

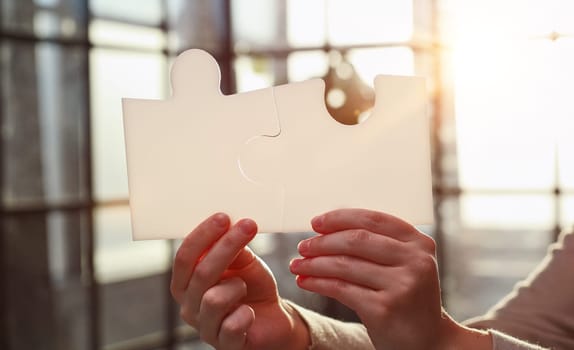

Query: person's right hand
170,213,309,350
290,209,492,350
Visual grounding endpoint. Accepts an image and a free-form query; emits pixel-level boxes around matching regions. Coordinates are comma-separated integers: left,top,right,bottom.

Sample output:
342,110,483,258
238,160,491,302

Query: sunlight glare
451,0,574,229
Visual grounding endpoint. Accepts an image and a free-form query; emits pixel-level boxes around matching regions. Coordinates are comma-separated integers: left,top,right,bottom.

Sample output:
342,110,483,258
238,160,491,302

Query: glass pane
413,0,433,43
347,47,415,87
101,274,168,346
454,40,558,190
1,42,43,205
90,49,167,200
459,193,555,230
441,198,551,321
414,50,435,94
89,19,166,50
561,195,574,229
448,0,574,50
327,0,413,45
94,206,170,283
168,0,228,53
95,205,170,345
232,0,284,49
1,0,86,38
234,55,275,92
3,211,90,349
559,137,574,190
36,43,89,203
47,210,90,349
446,0,567,42
452,2,574,191
90,0,163,25
554,41,574,190
287,50,328,82
1,42,88,206
287,0,326,47
519,0,574,37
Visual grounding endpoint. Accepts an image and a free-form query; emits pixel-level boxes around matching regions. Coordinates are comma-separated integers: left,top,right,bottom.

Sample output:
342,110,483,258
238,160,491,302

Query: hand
171,213,309,350
289,208,491,350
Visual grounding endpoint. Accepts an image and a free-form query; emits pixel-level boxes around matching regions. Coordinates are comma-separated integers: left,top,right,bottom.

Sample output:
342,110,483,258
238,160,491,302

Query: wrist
280,299,311,350
436,311,493,350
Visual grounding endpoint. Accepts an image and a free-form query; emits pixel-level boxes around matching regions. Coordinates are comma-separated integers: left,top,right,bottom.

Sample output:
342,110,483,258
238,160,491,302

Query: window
443,0,574,320
3,1,572,349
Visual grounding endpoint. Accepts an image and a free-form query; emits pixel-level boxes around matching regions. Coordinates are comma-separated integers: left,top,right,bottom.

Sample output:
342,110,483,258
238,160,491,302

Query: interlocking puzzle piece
122,49,283,240
240,77,433,232
122,49,433,240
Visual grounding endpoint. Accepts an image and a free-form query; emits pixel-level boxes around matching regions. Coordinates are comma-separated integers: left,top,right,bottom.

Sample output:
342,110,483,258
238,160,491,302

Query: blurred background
1,0,574,349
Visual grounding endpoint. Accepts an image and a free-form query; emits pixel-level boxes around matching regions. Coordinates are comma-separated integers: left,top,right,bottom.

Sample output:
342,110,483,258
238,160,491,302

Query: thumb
228,246,257,270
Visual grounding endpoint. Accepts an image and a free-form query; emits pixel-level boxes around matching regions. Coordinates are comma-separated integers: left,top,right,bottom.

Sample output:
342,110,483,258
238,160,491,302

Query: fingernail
312,215,324,228
239,219,256,235
297,239,309,253
290,258,302,271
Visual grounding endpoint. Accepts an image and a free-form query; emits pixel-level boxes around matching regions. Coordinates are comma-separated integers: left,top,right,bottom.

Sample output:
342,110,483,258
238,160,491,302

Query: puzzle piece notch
122,49,284,240
240,75,433,232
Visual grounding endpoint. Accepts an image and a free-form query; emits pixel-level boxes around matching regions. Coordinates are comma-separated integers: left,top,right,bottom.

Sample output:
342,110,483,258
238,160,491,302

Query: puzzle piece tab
122,49,433,240
240,76,433,232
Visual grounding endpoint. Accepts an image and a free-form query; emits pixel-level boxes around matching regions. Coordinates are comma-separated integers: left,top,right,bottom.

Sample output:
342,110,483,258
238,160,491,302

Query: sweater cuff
285,300,374,350
490,330,549,350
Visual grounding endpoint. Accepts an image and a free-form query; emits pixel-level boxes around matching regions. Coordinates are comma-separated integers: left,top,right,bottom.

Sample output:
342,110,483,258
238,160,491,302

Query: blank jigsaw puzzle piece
122,49,283,240
240,75,433,232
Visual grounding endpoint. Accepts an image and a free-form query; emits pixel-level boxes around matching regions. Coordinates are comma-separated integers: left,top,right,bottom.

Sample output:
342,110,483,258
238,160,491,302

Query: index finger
171,212,230,303
311,208,417,242
185,219,257,317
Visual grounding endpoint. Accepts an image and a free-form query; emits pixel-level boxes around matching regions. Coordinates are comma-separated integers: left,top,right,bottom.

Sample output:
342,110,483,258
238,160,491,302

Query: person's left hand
289,208,485,350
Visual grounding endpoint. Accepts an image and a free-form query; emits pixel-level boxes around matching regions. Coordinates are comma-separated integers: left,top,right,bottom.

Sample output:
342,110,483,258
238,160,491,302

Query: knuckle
221,317,245,337
173,248,189,268
419,234,437,253
198,332,213,345
220,233,238,249
364,211,386,228
421,254,438,272
333,255,351,273
306,237,318,253
360,294,390,324
396,275,417,297
347,229,371,248
412,254,438,276
192,264,211,283
179,307,195,326
372,302,390,320
202,289,226,310
169,282,180,301
331,278,348,295
322,211,336,223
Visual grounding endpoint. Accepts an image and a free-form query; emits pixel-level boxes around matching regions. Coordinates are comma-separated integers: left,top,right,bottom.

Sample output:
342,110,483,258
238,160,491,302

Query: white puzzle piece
122,49,433,240
240,76,433,232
